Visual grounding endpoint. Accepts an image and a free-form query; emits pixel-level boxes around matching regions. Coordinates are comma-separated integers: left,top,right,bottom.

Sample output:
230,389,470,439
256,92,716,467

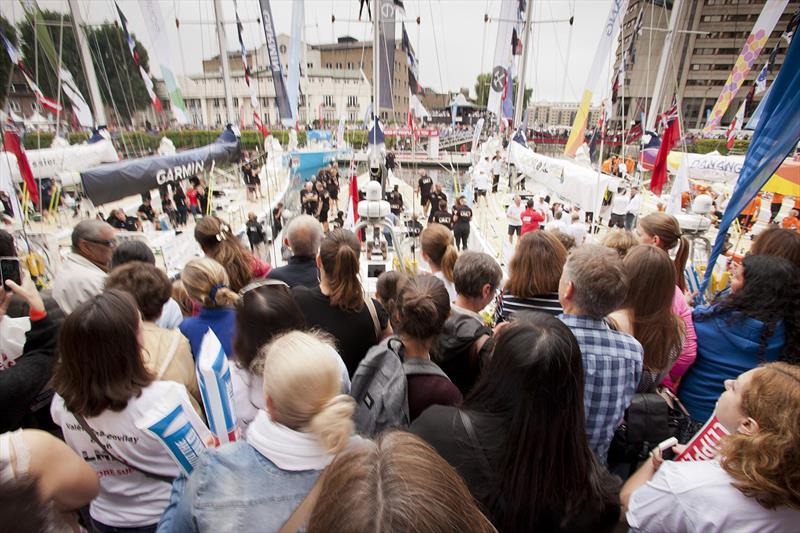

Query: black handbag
607,388,690,476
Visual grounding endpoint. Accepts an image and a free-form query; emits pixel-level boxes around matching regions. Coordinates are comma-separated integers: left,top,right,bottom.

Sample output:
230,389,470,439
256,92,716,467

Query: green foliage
686,138,751,155
17,10,152,123
474,72,531,109
0,16,16,108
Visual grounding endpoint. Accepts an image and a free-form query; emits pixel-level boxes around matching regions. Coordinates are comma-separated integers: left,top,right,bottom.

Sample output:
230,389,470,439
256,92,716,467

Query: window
347,95,358,107
307,62,313,69
336,62,342,69
323,95,335,107
279,44,287,54
213,99,220,108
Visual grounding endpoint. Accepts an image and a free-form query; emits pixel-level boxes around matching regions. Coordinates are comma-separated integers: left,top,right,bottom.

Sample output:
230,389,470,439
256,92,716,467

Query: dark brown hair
53,290,153,417
621,245,684,372
234,284,305,370
319,229,364,312
194,215,254,292
307,432,495,533
105,262,172,321
375,270,409,326
639,212,689,290
750,226,800,269
421,223,458,282
505,231,567,297
395,275,451,340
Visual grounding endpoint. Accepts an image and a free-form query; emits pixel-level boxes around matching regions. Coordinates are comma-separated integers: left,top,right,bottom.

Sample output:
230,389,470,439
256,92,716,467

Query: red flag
3,126,39,205
725,118,737,150
349,161,359,236
650,99,681,196
253,113,269,137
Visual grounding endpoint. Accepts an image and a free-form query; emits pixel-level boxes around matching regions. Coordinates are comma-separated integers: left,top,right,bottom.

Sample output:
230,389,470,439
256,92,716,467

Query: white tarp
509,141,611,214
0,139,119,186
666,151,743,184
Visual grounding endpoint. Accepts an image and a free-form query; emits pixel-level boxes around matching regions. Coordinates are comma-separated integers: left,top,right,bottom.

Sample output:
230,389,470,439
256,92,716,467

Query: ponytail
181,257,240,309
674,236,689,291
319,230,364,312
421,223,458,283
308,394,356,454
441,244,458,283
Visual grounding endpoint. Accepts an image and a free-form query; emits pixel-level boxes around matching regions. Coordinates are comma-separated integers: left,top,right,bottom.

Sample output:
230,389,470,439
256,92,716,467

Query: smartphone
656,436,678,461
0,257,21,291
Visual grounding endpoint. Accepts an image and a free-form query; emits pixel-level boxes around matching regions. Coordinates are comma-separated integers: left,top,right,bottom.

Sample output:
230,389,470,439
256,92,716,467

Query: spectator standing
506,195,524,244
625,187,642,231
420,224,458,302
245,212,267,260
268,215,322,288
520,199,545,235
195,215,269,293
609,187,629,229
565,211,588,245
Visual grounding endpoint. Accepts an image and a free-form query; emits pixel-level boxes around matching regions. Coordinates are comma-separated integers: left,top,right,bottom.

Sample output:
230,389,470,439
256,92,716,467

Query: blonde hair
421,223,458,283
720,363,800,510
261,331,354,454
181,257,240,308
601,229,638,258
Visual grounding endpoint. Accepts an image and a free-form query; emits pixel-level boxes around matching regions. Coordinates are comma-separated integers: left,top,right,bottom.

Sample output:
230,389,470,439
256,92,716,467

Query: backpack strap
363,295,381,340
278,473,324,533
458,410,493,479
155,329,182,380
73,414,173,484
403,358,450,380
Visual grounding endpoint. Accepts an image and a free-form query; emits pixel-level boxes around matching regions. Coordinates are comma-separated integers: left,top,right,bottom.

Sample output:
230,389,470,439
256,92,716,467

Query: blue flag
701,34,800,294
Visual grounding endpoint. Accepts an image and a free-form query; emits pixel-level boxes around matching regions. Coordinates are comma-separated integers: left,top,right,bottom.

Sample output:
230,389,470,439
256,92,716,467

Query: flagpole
646,0,682,131
513,0,534,127
213,0,235,125
67,0,106,126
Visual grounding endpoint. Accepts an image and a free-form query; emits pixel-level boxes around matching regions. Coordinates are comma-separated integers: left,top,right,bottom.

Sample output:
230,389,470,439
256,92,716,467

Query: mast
373,0,381,127
513,0,534,127
213,0,235,125
67,0,106,126
646,0,682,131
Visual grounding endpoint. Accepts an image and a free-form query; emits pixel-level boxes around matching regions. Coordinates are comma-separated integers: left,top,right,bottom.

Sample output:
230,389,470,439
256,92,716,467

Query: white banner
139,0,189,124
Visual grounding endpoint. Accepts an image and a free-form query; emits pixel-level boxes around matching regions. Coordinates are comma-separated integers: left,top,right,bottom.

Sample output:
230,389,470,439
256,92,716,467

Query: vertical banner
378,0,397,110
702,33,800,293
139,0,189,124
487,0,521,118
115,2,161,112
283,0,304,128
564,0,628,157
259,0,292,122
3,126,39,205
703,0,789,133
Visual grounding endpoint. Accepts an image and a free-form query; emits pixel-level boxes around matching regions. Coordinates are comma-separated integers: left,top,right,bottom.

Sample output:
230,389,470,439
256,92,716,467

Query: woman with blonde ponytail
163,331,362,532
293,230,391,375
421,223,458,301
637,212,697,392
178,257,239,360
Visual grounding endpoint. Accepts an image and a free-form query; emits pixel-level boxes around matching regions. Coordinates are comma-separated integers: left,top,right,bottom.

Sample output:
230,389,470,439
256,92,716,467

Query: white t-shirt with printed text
51,381,185,527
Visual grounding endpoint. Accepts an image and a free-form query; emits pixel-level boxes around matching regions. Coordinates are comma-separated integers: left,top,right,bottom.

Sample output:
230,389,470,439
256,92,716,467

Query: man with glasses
53,220,117,314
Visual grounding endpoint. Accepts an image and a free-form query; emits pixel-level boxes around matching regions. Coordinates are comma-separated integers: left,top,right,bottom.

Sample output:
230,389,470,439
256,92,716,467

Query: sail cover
259,0,292,122
81,128,240,205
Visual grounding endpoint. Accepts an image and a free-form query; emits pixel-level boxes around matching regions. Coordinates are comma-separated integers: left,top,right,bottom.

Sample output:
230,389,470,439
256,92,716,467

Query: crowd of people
1,162,800,533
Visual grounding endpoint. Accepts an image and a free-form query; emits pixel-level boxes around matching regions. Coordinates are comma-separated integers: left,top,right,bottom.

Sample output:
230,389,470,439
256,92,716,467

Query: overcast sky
7,0,660,104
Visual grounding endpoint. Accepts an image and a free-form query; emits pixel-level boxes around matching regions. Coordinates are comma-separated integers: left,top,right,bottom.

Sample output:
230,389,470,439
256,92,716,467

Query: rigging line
87,28,131,157
435,0,450,91
426,0,445,94
104,6,148,156
54,11,65,140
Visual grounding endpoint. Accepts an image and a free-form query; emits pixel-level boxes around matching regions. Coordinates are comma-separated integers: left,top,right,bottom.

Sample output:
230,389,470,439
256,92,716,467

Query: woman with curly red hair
622,362,800,531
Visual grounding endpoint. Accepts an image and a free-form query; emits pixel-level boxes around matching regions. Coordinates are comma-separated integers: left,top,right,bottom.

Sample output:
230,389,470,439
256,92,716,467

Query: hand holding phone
0,257,22,292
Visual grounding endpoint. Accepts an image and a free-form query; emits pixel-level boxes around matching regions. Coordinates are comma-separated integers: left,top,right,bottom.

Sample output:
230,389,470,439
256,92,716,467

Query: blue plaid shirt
558,314,643,464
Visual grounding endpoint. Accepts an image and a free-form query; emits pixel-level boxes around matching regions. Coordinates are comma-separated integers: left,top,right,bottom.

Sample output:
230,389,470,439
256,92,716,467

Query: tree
17,10,153,123
473,71,532,112
0,16,17,108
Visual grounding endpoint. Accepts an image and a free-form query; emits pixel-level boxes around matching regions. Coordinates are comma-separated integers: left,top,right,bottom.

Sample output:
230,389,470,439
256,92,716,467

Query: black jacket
0,314,60,432
267,256,319,288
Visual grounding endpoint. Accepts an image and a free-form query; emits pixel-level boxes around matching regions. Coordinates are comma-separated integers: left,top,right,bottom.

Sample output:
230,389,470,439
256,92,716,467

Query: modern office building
613,0,799,130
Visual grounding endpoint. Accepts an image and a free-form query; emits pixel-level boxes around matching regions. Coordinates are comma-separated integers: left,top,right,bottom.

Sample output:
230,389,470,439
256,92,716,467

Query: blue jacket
179,307,237,360
678,305,785,422
157,441,319,532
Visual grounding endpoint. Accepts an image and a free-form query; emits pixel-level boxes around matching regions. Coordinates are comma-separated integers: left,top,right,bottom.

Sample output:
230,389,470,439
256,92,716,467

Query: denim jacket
157,441,319,532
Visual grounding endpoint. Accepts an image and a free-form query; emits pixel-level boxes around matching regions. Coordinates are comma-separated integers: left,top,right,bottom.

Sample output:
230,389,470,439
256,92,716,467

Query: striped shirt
495,291,563,323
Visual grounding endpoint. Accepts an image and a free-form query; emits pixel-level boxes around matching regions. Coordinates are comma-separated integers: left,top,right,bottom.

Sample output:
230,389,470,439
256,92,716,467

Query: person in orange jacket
737,195,761,232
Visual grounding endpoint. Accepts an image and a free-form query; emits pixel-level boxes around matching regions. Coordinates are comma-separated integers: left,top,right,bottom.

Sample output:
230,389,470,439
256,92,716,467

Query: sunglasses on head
238,278,289,296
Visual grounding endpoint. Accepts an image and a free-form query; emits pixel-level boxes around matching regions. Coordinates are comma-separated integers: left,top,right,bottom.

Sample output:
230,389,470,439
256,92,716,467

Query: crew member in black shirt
301,182,319,217
452,195,473,251
418,172,434,217
431,200,453,230
428,184,447,223
387,185,404,217
137,199,156,222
